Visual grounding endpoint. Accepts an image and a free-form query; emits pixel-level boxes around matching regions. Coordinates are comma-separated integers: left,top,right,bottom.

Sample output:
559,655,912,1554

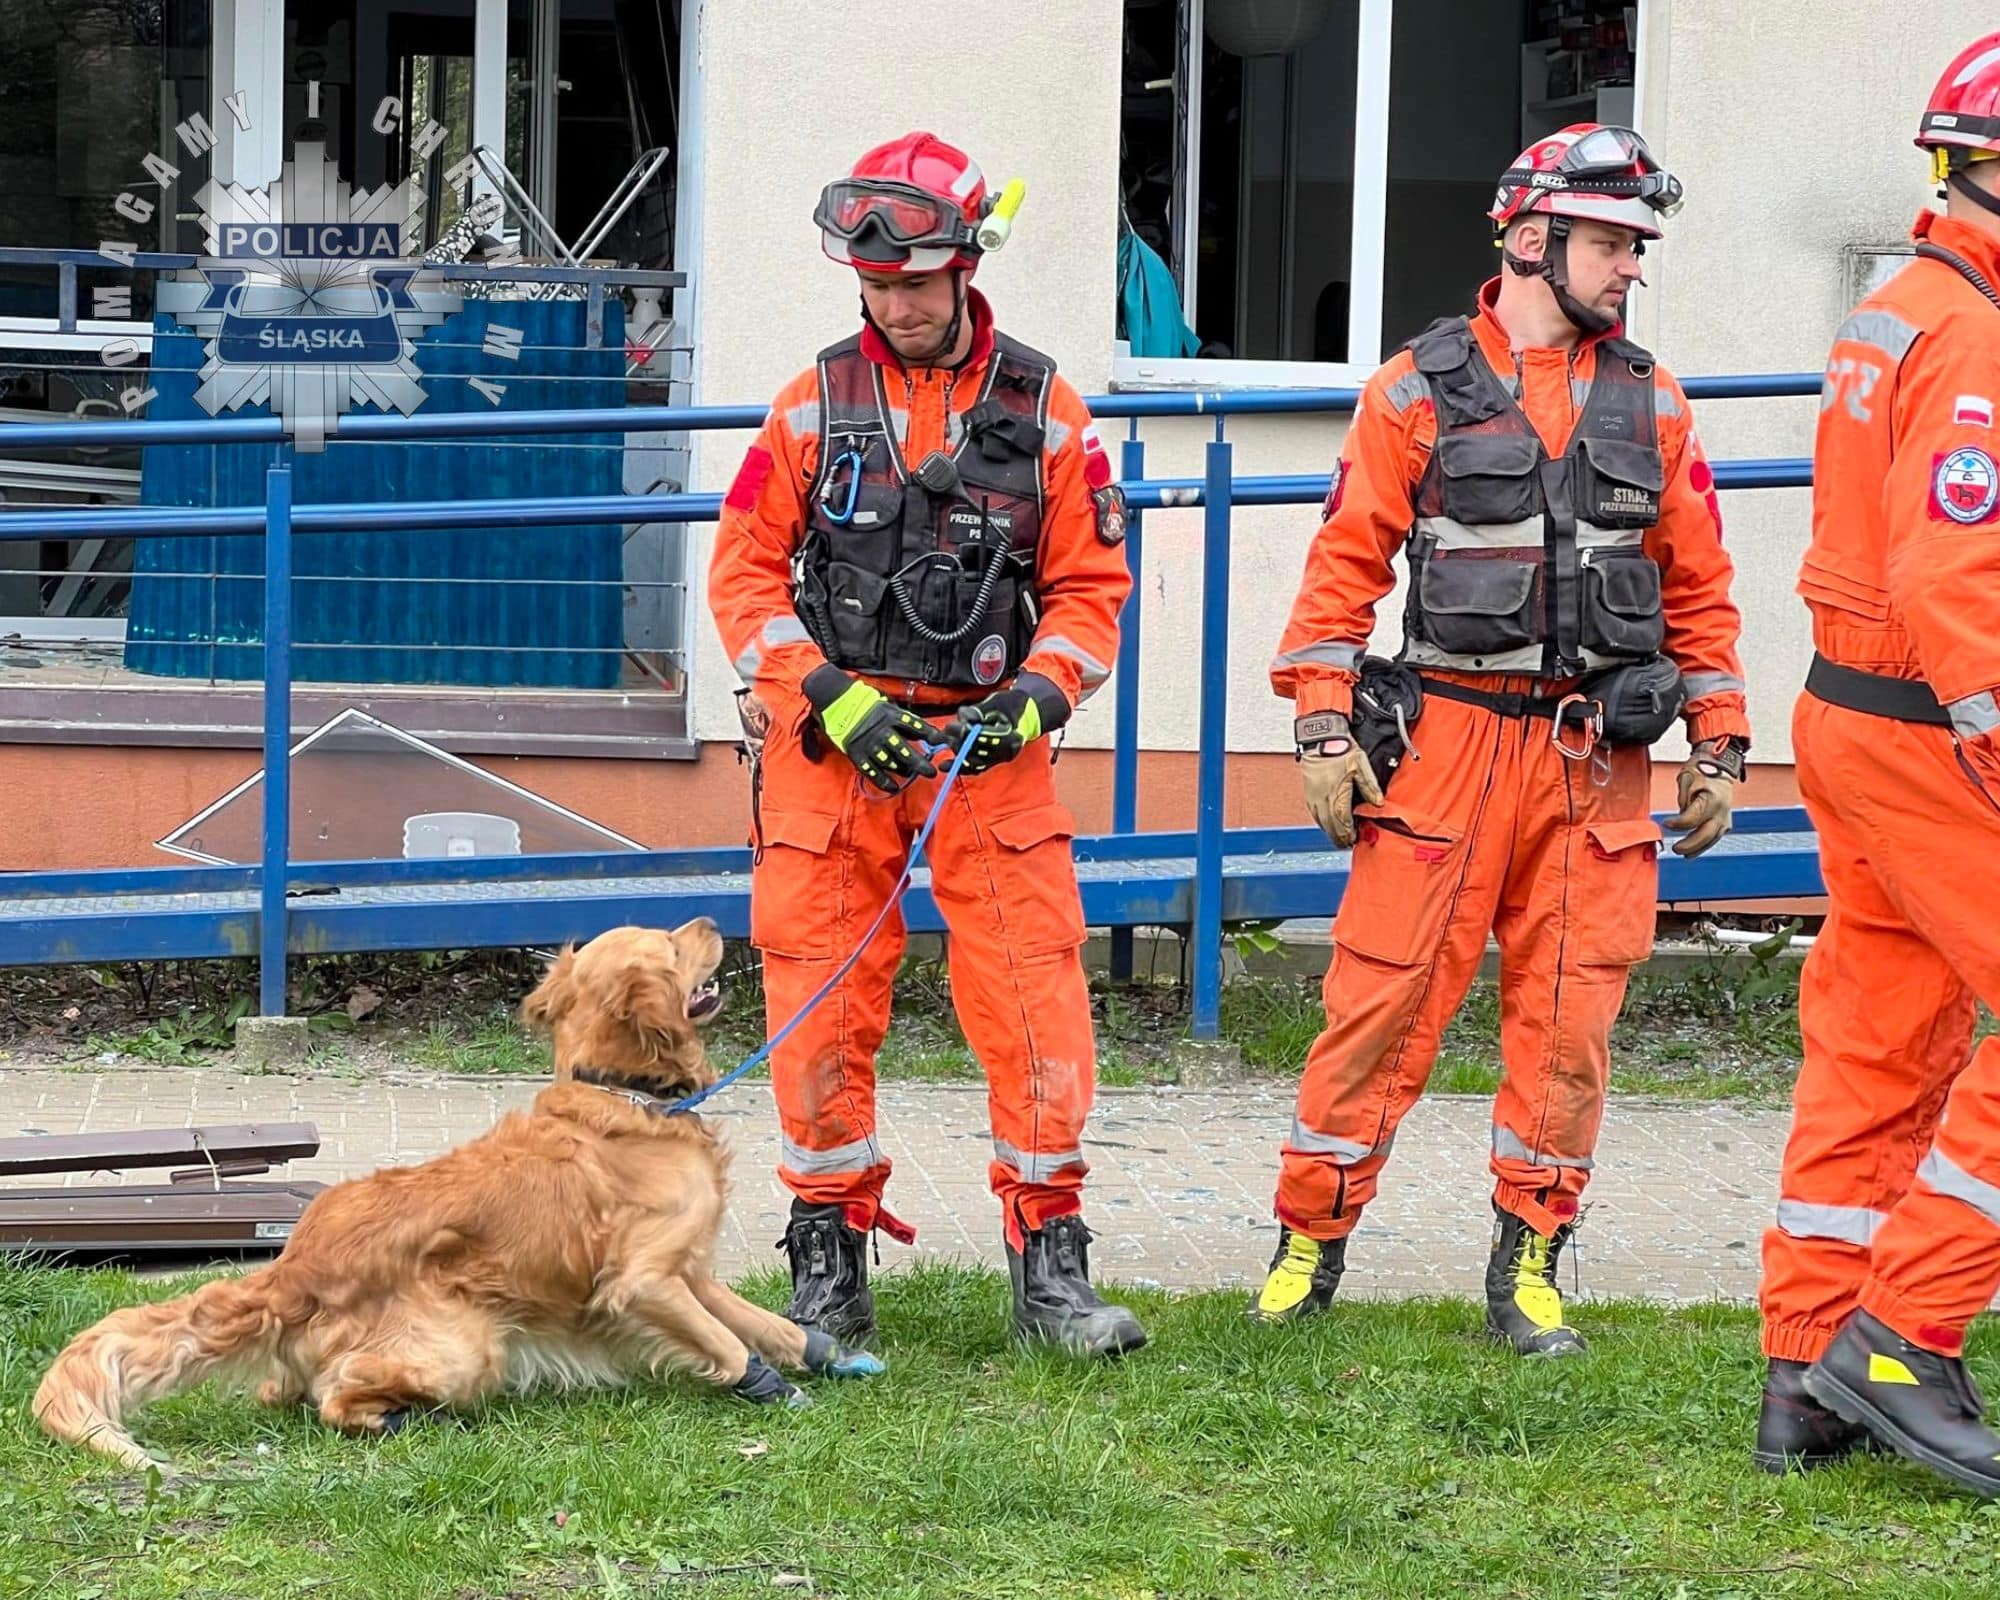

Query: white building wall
682,0,1126,744
685,0,1996,763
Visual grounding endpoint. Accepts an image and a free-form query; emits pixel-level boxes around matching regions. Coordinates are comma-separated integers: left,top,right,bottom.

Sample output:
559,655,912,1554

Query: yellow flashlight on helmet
977,179,1027,253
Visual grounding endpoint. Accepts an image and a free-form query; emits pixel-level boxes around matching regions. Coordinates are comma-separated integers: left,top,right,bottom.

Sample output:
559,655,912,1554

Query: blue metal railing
0,375,1820,1036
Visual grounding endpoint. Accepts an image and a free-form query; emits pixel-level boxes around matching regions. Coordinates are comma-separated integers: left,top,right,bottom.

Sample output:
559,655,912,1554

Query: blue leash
668,736,975,1115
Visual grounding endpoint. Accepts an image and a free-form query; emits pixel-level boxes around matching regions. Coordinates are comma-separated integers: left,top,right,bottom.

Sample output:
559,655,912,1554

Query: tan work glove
1666,737,1745,858
1296,711,1383,848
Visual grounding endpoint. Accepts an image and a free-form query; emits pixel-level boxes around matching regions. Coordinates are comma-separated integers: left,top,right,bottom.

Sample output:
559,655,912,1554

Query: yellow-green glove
942,672,1070,774
804,666,938,794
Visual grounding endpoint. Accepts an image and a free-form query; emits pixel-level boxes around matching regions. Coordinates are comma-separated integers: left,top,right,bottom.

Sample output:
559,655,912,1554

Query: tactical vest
792,332,1054,689
1401,316,1667,677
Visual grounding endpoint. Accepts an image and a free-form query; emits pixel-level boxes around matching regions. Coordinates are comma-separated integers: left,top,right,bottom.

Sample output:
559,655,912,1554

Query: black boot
1247,1228,1348,1324
1006,1214,1147,1358
1484,1204,1586,1357
1804,1309,2000,1497
778,1200,875,1346
1754,1357,1871,1473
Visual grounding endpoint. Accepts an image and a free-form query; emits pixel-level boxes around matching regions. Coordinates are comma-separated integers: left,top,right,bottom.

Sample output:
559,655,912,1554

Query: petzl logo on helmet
972,635,1008,684
1933,447,2000,523
156,140,459,452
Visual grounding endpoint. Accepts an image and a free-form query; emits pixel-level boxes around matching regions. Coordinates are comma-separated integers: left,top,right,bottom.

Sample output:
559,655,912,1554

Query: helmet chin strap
859,269,969,369
1949,166,2000,223
1502,214,1617,337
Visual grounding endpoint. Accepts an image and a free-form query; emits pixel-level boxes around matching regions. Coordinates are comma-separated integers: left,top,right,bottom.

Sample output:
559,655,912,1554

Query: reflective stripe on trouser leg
1864,1092,2000,1353
752,723,907,1222
1488,743,1656,1237
763,944,901,1218
992,1138,1087,1185
1762,696,1983,1362
1276,703,1510,1241
921,746,1096,1241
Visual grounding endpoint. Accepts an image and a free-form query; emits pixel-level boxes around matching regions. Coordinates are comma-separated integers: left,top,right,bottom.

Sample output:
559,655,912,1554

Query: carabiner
1550,693,1601,762
820,446,865,526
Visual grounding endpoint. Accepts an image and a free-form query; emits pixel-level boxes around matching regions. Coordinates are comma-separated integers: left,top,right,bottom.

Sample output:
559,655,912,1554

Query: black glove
803,666,938,794
941,671,1071,775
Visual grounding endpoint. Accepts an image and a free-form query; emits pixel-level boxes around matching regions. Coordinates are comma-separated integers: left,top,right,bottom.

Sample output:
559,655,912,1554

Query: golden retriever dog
34,920,880,1472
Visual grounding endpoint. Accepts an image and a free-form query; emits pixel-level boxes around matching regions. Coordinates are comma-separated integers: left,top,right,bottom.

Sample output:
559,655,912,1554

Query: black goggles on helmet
1500,126,1685,216
814,179,973,250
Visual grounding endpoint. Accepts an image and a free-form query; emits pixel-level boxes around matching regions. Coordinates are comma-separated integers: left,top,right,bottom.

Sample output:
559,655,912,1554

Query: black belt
1419,675,1590,723
1804,653,1951,727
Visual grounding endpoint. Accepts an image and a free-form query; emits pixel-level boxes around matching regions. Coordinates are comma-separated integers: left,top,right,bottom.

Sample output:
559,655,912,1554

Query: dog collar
571,1072,693,1119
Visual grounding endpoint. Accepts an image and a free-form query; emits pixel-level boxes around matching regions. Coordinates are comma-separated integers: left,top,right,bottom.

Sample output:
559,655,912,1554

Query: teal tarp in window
1117,223,1201,359
124,298,627,690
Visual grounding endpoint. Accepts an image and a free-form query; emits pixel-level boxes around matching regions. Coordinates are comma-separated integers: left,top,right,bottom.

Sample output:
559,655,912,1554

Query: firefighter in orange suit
1756,36,2000,1495
1251,125,1751,1354
708,132,1142,1358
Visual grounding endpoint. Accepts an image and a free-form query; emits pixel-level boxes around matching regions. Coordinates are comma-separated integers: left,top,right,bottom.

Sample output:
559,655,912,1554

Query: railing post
1190,428,1232,1039
1109,427,1146,983
259,460,294,1017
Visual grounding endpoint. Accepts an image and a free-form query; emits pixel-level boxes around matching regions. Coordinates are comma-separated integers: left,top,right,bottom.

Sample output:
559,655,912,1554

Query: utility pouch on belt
1578,653,1685,747
1349,656,1425,790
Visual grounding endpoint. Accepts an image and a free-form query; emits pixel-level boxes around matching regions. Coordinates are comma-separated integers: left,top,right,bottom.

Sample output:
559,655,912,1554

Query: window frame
1114,0,1653,391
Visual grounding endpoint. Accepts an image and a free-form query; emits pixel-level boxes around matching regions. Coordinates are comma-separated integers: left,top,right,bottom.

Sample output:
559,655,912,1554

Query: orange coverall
1762,212,2000,1360
1271,279,1751,1241
708,291,1130,1245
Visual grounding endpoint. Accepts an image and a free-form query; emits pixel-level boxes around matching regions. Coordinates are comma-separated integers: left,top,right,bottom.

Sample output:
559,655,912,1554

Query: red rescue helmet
815,132,988,273
1918,34,2000,178
1489,123,1682,242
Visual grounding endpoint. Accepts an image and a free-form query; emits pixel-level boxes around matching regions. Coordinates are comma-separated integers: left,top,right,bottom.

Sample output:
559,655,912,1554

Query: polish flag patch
1322,458,1348,520
1080,421,1113,490
725,444,774,511
1958,394,1996,428
1688,432,1725,542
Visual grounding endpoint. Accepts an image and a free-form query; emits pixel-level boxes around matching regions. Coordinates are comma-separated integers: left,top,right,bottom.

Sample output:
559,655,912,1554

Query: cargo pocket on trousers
987,802,1087,957
1575,819,1662,968
1333,805,1467,967
750,808,842,960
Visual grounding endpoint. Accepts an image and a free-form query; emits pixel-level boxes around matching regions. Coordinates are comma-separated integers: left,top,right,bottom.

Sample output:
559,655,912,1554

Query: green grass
5,1264,1999,1599
14,944,1816,1101
406,1009,554,1077
332,960,1813,1100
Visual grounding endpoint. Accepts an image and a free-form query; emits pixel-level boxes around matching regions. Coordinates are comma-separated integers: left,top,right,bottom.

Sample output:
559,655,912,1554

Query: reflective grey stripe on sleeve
1833,308,1921,365
1492,1125,1594,1170
783,400,820,437
1270,640,1365,673
1682,670,1746,699
1032,635,1111,695
1045,416,1073,455
1381,371,1430,414
1774,1199,1887,1247
734,615,815,679
1654,383,1684,419
779,1133,884,1176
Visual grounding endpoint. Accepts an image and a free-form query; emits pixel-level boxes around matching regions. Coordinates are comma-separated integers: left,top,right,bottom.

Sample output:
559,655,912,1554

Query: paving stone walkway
0,1067,1788,1304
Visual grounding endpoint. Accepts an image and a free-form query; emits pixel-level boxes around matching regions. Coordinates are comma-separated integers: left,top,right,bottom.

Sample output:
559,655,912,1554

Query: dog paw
733,1354,810,1407
802,1328,886,1379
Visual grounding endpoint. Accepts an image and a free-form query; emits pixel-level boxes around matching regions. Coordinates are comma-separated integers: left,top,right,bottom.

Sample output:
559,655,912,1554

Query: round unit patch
972,635,1008,685
1934,446,2000,524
